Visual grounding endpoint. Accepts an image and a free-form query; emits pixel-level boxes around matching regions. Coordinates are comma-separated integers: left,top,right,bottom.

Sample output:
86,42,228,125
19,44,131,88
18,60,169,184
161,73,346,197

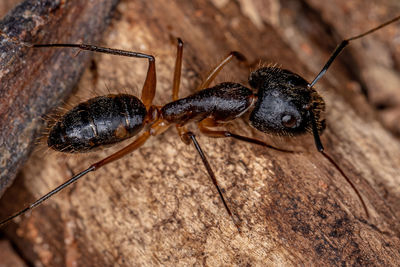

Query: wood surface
0,0,119,196
1,0,400,266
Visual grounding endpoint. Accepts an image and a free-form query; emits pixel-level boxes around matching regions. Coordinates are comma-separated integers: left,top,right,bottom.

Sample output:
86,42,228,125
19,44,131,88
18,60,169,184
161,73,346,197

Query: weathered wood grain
0,0,119,196
1,0,400,266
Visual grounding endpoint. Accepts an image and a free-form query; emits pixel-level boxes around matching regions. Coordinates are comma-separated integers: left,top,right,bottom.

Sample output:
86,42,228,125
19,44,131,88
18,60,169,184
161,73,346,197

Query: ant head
249,67,325,136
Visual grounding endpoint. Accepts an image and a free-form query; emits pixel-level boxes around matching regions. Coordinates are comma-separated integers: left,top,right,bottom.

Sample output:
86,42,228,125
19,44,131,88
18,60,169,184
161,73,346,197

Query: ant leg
0,119,172,226
198,118,294,153
309,15,400,87
176,126,240,231
170,39,193,143
0,132,150,226
197,51,248,90
172,38,184,101
309,110,369,218
33,43,156,108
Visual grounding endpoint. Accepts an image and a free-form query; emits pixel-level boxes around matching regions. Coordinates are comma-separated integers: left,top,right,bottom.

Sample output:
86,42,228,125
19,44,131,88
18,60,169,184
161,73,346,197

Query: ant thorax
161,82,253,125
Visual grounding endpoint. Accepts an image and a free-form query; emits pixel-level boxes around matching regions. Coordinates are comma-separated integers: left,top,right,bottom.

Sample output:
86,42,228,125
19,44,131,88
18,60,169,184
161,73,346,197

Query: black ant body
1,15,400,231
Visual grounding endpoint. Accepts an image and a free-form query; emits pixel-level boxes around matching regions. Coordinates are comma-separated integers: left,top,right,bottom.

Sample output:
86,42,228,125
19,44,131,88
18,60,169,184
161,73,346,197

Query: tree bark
0,0,119,197
1,0,400,266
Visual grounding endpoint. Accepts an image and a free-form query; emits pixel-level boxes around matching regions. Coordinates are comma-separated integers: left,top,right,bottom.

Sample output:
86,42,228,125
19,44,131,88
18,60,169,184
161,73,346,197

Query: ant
1,15,400,231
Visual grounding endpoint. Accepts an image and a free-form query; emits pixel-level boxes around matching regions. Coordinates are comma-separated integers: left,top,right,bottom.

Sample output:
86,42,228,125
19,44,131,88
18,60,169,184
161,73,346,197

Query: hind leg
34,43,157,109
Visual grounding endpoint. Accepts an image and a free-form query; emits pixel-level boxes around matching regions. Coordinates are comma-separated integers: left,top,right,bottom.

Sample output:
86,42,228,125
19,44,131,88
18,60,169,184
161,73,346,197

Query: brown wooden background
0,0,119,196
1,0,400,266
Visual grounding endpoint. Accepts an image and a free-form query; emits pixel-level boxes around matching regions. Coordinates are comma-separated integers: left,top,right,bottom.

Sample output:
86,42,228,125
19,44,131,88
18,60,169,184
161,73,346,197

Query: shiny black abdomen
161,82,253,125
48,94,147,153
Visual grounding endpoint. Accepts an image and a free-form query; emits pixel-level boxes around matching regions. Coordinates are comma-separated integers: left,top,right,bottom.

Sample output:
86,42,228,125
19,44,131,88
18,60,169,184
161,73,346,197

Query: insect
1,14,400,233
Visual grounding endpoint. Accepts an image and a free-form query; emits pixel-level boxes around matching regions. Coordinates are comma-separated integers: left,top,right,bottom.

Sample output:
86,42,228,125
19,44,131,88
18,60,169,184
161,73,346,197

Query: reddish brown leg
197,51,247,90
33,43,157,109
0,132,150,226
92,132,150,169
141,57,156,109
172,38,184,101
93,118,172,169
198,118,294,153
170,39,192,144
0,119,172,226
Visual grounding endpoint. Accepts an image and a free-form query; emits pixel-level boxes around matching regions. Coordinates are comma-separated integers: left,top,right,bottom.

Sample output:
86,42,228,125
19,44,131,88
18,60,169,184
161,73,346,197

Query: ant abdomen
249,67,325,135
48,94,147,153
161,82,253,124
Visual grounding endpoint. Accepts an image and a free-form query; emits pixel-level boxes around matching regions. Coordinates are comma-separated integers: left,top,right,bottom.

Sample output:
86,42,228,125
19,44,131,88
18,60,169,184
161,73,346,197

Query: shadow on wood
1,0,400,266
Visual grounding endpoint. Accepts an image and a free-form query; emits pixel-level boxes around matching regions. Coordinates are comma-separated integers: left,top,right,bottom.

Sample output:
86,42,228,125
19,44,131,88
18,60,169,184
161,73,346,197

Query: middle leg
196,51,248,91
198,118,294,153
176,125,241,231
170,38,191,143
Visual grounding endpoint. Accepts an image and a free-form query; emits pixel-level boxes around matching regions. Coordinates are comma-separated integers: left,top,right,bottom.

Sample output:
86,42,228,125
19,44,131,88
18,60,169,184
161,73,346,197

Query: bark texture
1,0,400,266
0,0,119,196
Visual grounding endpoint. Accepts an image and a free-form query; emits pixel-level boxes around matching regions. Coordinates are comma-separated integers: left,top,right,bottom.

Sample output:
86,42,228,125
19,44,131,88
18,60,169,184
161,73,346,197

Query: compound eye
281,114,297,128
